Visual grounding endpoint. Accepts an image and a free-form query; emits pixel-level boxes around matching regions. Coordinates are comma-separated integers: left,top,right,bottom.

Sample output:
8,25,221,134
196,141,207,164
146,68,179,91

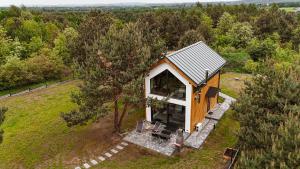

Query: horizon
0,0,240,7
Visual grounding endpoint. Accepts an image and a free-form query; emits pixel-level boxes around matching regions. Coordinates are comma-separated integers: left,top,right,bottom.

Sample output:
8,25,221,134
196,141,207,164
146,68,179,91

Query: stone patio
184,92,236,149
123,122,189,156
124,92,235,155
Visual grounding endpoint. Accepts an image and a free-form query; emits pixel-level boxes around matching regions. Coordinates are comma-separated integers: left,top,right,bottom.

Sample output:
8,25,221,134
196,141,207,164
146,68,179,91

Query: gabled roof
166,41,226,86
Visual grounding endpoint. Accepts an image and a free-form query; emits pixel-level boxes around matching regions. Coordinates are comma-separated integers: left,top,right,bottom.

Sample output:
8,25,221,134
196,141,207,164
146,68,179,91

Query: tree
178,29,205,48
254,5,297,42
247,38,277,61
0,26,12,65
17,19,43,42
0,107,7,144
53,27,78,65
71,11,115,67
27,36,44,54
216,12,235,34
292,25,300,51
237,113,300,168
62,22,163,133
234,61,300,168
227,22,253,48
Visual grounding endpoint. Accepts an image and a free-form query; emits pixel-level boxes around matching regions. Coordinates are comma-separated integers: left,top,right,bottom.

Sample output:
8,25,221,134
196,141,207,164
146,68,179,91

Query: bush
221,51,250,72
0,48,69,90
244,59,259,73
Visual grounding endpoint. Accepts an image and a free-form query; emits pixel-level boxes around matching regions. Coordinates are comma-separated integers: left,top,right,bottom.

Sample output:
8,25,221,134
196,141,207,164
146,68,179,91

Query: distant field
280,7,297,12
0,72,248,169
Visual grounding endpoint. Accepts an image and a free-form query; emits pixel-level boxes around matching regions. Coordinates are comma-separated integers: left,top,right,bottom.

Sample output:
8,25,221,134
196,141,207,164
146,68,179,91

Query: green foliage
238,113,300,169
216,12,235,34
64,12,165,132
178,29,205,48
27,36,44,54
243,59,259,73
0,48,67,90
0,107,7,144
53,27,78,65
220,50,250,72
227,22,253,48
234,61,300,168
17,19,43,42
247,38,277,61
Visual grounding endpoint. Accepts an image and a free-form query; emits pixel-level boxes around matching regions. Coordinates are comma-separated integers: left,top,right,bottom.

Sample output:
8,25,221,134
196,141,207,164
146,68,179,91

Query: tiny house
145,41,226,133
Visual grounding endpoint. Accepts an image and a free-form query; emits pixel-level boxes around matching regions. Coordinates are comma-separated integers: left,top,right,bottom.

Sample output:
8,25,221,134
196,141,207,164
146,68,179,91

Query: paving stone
75,167,81,169
116,145,124,150
104,152,112,158
111,149,118,154
83,163,91,169
90,159,98,165
121,142,128,146
98,156,106,161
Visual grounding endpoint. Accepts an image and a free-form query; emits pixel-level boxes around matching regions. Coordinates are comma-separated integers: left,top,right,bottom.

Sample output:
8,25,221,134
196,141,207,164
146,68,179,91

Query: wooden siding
190,71,220,132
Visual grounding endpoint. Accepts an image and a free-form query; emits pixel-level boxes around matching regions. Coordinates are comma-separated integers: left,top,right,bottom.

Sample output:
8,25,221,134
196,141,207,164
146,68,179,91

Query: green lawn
0,72,247,169
97,109,239,169
0,80,83,168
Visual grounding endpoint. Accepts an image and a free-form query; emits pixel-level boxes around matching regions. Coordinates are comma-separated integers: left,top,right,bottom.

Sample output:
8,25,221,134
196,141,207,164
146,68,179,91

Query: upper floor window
150,70,186,100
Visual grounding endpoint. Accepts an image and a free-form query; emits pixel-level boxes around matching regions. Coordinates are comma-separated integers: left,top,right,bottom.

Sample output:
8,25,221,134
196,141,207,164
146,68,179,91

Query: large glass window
151,103,185,131
150,70,186,100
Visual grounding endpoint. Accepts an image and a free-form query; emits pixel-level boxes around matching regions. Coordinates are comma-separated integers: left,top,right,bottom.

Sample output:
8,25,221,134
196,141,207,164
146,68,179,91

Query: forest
0,3,299,168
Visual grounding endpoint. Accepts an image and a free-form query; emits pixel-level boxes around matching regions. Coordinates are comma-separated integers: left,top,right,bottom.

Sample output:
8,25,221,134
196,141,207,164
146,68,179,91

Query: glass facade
150,70,186,100
151,103,185,131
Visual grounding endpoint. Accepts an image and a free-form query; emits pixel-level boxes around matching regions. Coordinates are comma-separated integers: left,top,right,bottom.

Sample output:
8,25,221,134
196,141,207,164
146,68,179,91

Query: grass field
280,7,297,12
0,72,249,169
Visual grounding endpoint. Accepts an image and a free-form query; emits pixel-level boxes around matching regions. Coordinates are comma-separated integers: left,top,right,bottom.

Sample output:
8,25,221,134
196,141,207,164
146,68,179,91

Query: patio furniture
136,120,144,133
152,121,161,132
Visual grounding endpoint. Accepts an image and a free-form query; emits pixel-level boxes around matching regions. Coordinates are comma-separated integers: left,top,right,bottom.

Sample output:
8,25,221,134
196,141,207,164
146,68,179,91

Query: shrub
221,51,250,72
244,59,259,73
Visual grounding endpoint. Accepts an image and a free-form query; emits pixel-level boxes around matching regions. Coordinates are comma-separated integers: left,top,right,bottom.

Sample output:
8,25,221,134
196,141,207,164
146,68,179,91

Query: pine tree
234,61,300,168
62,12,165,133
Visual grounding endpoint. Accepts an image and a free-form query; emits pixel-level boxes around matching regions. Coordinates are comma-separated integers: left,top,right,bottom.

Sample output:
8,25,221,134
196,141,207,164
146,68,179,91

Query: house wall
145,60,193,133
190,71,220,132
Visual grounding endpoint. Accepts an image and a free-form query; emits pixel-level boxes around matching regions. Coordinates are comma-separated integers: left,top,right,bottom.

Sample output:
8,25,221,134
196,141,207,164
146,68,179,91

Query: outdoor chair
152,121,161,133
136,120,144,133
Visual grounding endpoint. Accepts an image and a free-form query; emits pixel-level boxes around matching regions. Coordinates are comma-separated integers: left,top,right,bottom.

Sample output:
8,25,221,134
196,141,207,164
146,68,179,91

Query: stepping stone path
83,163,91,169
105,152,112,158
74,142,129,169
98,156,105,161
111,149,118,154
116,145,124,150
121,142,128,146
90,159,98,165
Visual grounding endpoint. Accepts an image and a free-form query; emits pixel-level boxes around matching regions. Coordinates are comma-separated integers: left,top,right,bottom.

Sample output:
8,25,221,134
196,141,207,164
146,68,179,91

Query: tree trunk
114,99,119,132
117,102,129,133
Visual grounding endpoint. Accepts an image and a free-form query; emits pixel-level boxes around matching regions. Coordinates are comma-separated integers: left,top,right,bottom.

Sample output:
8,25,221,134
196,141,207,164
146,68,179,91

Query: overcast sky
0,0,236,7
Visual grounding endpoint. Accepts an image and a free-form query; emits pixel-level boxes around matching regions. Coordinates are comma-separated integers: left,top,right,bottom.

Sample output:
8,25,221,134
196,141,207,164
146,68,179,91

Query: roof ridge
166,41,203,58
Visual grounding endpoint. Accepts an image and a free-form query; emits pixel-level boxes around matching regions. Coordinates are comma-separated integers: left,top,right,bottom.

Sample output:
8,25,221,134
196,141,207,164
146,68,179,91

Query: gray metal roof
167,41,226,85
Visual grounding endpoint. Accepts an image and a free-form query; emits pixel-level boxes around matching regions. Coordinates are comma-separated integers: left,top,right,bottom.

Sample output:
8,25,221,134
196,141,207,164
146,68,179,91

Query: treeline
110,4,300,73
0,6,81,90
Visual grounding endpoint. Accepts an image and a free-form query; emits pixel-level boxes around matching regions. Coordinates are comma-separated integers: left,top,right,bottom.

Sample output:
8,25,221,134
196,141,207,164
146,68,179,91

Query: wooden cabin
145,41,226,133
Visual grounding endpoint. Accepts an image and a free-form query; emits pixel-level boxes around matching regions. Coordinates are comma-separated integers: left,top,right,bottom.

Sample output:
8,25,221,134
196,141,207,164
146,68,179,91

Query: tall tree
0,107,7,144
178,29,205,48
234,61,300,168
62,15,164,133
